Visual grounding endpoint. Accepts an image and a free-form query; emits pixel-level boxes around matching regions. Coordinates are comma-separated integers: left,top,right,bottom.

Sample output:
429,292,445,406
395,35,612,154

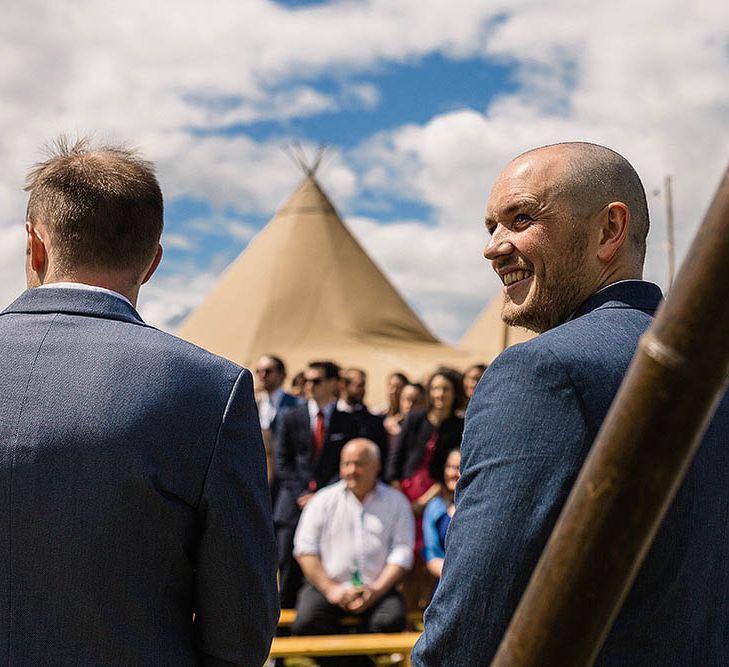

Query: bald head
484,142,648,332
340,438,381,500
341,438,381,464
516,142,650,262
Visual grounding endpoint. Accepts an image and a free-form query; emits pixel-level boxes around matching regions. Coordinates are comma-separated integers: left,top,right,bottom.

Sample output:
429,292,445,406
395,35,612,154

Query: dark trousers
275,522,303,608
291,582,406,667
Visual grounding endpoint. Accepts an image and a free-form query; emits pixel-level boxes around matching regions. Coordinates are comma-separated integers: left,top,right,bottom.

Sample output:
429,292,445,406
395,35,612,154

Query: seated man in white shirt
292,438,415,650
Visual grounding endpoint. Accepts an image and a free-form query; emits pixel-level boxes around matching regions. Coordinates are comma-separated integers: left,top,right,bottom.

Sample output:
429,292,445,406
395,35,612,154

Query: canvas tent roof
176,175,481,404
459,292,535,360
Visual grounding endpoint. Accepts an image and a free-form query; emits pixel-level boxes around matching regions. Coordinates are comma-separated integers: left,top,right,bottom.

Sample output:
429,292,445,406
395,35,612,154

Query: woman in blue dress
422,448,461,579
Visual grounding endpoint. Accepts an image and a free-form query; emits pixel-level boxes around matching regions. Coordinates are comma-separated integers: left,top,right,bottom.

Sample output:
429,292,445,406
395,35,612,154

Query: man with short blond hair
1,137,278,666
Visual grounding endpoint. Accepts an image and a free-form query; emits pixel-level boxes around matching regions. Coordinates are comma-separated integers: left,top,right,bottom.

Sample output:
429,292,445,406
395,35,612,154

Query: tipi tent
176,174,481,404
460,292,535,361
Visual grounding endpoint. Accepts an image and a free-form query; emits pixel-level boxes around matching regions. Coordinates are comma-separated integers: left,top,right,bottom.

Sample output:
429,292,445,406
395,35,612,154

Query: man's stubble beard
503,236,591,334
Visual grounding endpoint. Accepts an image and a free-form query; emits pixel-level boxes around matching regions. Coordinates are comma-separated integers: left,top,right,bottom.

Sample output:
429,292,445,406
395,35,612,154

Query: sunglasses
304,377,324,385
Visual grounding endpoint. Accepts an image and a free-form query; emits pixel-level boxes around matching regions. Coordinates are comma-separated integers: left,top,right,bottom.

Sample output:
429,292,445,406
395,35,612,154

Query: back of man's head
25,137,163,283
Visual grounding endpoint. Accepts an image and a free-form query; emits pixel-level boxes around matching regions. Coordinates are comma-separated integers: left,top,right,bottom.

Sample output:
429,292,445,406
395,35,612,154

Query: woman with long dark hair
387,368,464,525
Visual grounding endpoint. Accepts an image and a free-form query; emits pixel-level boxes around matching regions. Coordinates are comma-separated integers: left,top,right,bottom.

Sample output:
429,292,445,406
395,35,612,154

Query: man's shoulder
494,287,657,374
283,401,309,417
133,324,246,380
475,283,659,434
543,280,660,358
280,392,301,408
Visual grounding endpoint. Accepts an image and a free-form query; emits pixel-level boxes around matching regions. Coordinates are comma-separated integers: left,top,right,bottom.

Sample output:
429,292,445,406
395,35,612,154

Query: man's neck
350,484,377,503
39,275,139,307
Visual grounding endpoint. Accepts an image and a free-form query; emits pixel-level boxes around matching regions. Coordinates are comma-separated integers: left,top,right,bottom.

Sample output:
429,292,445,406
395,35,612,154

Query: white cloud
137,265,220,332
154,135,357,214
0,225,27,307
0,0,507,318
186,216,258,243
162,233,194,251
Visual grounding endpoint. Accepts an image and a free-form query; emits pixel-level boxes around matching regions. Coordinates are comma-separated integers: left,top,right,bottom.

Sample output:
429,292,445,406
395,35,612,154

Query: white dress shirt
259,388,285,430
38,282,133,307
293,480,415,585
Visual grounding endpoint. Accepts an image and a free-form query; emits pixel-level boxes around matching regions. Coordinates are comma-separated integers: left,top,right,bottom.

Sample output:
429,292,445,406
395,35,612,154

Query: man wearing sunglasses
273,360,357,608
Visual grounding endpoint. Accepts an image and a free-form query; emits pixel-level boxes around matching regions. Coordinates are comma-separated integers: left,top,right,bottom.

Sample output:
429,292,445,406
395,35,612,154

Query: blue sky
2,0,729,341
237,53,517,148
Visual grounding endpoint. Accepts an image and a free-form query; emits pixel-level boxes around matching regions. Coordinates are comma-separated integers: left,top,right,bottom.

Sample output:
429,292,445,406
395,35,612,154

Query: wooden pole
490,163,729,667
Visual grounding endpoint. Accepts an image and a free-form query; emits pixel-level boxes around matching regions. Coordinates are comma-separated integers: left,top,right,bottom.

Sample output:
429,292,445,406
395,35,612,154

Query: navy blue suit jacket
413,281,729,666
0,288,279,666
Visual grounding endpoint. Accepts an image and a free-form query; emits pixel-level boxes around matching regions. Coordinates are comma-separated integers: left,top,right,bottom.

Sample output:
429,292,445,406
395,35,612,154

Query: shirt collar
308,398,336,422
267,387,284,407
38,282,133,308
343,480,381,506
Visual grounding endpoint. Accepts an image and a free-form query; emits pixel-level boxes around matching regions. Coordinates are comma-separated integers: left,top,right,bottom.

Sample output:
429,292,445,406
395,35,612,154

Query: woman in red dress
387,368,465,552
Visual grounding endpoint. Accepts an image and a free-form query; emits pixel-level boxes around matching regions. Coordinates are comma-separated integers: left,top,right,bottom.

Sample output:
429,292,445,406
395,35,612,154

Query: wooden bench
278,608,423,629
269,631,421,666
278,608,297,627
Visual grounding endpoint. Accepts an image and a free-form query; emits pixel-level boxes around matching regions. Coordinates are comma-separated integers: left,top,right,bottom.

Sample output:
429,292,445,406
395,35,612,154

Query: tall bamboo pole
490,163,729,667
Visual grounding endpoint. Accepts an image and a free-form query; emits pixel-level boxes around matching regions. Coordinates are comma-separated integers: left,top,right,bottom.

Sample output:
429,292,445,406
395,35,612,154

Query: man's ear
26,221,48,275
597,202,630,263
141,244,163,285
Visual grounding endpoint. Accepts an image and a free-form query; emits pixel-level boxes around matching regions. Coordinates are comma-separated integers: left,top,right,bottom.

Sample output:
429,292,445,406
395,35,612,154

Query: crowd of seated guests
252,354,487,650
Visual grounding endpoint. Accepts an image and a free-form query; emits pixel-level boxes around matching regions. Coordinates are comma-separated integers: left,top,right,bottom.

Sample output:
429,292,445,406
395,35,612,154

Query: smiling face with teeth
484,146,603,333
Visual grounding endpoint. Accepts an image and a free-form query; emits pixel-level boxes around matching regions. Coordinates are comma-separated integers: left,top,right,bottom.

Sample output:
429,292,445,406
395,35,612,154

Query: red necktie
309,411,326,492
312,410,325,459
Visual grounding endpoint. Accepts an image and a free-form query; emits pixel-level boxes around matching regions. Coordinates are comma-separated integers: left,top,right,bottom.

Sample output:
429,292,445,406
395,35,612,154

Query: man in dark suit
274,360,357,607
255,354,300,435
0,138,278,666
413,142,729,666
255,354,300,491
337,367,389,475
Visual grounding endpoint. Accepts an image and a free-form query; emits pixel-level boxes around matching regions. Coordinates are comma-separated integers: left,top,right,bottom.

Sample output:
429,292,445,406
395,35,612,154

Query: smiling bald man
412,142,729,666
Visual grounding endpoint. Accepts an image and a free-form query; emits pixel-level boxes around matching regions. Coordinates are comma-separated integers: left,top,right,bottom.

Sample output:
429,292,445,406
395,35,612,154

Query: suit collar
2,287,146,325
572,280,663,320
